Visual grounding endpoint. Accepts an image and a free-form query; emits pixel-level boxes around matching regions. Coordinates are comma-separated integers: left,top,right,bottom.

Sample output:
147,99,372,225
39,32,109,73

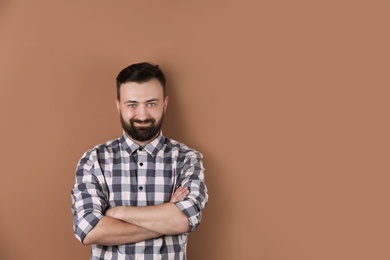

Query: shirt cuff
74,211,103,243
175,200,199,232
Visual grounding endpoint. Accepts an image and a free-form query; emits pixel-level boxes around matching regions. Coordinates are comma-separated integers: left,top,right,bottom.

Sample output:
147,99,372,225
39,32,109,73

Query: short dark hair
116,62,166,100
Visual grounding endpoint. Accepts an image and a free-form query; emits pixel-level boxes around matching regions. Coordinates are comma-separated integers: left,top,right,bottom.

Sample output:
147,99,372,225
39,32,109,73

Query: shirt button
139,162,144,166
139,186,143,191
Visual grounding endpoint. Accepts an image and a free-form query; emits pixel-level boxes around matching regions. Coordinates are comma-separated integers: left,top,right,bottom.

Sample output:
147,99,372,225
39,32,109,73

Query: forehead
119,78,164,101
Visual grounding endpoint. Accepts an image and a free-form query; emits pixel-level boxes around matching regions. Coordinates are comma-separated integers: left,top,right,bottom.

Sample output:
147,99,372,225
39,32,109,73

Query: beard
120,112,164,143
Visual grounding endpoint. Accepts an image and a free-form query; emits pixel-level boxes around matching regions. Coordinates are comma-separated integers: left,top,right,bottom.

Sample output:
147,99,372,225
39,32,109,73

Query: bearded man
71,62,208,260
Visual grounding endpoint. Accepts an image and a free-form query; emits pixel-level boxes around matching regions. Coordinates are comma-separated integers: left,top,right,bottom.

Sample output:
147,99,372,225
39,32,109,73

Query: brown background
0,1,389,259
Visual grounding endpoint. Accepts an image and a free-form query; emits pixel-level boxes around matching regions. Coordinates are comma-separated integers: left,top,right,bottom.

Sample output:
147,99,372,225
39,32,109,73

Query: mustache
130,118,155,124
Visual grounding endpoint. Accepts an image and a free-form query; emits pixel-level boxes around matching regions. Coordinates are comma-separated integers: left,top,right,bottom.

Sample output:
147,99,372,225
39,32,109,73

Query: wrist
106,206,130,221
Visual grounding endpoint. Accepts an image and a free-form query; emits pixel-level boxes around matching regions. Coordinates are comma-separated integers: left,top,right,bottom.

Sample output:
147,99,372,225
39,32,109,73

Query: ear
163,96,169,112
115,99,121,114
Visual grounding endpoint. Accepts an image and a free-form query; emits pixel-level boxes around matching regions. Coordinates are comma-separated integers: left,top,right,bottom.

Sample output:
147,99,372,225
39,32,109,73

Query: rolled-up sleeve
71,150,107,243
175,151,208,232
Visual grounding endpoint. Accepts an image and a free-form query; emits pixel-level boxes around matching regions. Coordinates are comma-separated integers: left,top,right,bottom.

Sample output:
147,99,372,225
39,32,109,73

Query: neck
125,131,160,147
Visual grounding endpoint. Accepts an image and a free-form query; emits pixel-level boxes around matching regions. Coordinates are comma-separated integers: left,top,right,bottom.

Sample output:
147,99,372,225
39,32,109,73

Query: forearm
83,216,161,246
107,203,189,235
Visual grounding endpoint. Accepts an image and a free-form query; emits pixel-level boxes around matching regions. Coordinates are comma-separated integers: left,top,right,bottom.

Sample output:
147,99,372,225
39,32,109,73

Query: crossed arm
83,187,190,246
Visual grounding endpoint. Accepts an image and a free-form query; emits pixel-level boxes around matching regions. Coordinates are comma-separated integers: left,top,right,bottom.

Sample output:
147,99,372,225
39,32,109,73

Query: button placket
136,149,147,205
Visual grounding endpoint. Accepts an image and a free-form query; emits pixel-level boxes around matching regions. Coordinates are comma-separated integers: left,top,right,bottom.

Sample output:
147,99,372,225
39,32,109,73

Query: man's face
116,78,168,145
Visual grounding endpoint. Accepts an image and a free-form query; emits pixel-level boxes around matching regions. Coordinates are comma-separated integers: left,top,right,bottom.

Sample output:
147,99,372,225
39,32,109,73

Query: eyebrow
124,98,160,104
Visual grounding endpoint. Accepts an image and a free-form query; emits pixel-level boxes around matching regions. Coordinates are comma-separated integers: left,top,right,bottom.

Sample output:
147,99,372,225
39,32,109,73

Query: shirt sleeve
71,150,107,243
175,150,209,232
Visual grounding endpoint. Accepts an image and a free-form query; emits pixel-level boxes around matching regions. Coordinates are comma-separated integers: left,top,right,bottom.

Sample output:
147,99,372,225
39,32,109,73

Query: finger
174,187,188,197
171,190,184,202
176,187,189,199
170,187,189,202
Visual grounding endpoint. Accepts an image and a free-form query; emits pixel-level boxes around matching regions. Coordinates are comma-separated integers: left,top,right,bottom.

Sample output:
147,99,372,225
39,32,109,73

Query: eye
127,103,136,108
148,103,156,107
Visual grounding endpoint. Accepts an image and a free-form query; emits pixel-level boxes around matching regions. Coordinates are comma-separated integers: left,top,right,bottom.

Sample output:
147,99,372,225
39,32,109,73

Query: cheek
150,109,164,119
120,109,135,120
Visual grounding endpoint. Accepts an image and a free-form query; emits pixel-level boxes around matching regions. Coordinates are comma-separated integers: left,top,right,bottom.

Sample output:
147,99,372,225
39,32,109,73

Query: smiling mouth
132,120,154,127
135,122,151,127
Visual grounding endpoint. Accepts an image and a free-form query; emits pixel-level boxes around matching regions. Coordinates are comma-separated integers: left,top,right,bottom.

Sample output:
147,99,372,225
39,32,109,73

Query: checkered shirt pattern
71,133,208,260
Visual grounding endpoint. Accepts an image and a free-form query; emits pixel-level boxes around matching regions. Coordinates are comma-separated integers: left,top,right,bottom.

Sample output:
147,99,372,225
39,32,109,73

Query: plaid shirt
71,133,208,260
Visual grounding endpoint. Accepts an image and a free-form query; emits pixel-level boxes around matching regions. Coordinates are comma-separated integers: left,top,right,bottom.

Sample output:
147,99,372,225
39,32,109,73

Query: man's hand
170,186,189,203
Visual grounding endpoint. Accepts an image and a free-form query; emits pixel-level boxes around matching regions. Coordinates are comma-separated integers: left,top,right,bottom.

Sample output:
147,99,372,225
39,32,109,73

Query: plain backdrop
0,1,389,259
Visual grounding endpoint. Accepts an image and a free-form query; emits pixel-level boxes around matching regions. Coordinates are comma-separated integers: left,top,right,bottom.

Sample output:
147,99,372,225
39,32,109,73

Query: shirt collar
120,131,165,157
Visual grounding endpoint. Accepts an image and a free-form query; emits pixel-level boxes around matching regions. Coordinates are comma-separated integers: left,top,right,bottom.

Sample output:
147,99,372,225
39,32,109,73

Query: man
71,62,208,260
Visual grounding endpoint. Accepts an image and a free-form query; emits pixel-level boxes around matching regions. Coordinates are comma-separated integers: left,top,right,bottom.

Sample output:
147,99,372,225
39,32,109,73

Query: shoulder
164,137,203,160
94,137,122,154
79,137,122,161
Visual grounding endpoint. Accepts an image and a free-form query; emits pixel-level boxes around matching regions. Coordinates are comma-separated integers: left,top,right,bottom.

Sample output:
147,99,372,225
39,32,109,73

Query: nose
135,105,149,121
